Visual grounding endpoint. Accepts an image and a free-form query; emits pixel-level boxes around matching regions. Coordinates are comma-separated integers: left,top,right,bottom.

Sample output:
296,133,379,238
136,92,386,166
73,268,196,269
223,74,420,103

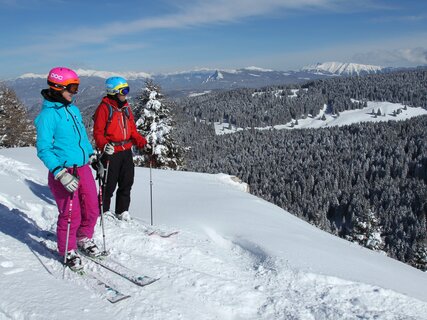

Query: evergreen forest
172,69,427,270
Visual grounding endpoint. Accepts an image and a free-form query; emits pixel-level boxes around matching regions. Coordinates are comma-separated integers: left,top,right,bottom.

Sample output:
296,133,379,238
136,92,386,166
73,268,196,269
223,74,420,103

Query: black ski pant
102,149,134,215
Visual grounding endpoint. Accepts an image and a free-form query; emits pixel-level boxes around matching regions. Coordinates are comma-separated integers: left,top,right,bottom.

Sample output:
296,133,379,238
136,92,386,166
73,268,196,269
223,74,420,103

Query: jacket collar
102,95,129,110
41,89,72,107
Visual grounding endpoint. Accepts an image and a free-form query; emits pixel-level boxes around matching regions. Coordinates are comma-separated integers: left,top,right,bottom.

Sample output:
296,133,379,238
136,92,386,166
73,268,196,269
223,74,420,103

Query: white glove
104,143,115,155
55,169,79,193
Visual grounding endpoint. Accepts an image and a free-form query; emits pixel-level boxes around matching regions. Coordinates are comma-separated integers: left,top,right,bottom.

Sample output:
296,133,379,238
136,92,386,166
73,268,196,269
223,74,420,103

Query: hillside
172,68,427,271
0,147,427,319
214,101,427,135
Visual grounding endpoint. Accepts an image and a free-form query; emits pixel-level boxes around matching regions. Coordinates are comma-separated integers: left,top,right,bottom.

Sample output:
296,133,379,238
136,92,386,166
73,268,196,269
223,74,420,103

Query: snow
251,88,307,98
215,101,427,135
243,66,274,72
188,90,212,97
301,62,384,76
205,71,224,82
18,69,152,80
1,147,427,319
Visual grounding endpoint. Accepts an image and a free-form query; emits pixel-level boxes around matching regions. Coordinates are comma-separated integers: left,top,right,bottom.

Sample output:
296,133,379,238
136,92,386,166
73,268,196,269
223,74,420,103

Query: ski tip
108,294,131,304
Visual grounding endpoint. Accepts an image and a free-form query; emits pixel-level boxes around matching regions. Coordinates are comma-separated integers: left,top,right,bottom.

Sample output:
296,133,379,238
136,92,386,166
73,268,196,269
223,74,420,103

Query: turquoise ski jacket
35,99,94,176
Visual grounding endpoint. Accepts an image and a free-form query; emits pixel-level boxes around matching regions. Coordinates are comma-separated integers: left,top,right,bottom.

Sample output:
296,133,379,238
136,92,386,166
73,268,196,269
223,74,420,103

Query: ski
36,239,130,303
146,229,179,238
105,212,179,238
78,269,130,303
79,252,159,287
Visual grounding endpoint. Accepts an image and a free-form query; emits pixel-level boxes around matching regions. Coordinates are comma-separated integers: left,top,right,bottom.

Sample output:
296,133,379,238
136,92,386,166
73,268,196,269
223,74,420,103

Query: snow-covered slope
301,62,384,76
1,147,427,319
215,101,427,135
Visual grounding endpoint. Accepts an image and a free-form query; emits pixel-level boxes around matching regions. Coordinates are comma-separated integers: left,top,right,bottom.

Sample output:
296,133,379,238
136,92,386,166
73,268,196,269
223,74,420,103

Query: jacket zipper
118,110,128,141
65,106,86,165
123,111,128,139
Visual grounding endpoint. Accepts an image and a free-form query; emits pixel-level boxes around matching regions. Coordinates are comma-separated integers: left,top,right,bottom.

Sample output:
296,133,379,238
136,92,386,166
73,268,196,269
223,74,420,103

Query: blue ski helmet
105,76,129,95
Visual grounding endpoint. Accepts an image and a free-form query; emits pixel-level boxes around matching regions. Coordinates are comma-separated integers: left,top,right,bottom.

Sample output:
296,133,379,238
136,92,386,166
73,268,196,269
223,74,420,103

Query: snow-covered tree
411,241,427,271
0,85,35,148
346,209,385,251
133,80,184,169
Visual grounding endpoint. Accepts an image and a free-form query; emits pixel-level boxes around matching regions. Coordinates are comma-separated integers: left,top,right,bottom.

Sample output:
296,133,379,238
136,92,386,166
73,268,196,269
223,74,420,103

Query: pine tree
346,209,385,251
133,80,184,169
411,240,427,271
0,85,36,148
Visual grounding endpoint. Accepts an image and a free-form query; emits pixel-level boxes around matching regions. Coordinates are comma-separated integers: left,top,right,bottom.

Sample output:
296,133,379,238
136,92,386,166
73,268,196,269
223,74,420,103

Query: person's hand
89,154,105,180
92,160,105,180
144,143,152,151
89,153,97,164
55,169,79,193
103,143,114,155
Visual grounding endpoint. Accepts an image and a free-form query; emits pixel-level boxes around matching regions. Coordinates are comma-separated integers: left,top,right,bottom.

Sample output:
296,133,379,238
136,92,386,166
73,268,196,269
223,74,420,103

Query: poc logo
50,72,63,80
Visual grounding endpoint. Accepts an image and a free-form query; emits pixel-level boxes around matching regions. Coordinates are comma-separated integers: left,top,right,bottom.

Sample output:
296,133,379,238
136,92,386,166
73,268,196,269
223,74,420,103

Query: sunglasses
65,83,79,94
118,86,130,95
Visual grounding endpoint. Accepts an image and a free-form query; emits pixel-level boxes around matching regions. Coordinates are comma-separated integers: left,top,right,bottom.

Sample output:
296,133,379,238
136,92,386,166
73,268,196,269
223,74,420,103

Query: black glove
91,157,105,180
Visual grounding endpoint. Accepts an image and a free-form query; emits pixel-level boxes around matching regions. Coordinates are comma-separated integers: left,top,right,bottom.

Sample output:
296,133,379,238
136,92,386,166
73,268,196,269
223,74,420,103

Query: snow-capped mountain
7,67,331,116
19,69,152,80
203,70,224,82
4,63,395,117
1,147,427,319
301,62,385,76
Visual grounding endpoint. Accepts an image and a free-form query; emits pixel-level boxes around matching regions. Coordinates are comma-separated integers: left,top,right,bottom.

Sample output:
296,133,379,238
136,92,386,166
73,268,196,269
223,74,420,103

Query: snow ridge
18,69,152,80
301,62,384,75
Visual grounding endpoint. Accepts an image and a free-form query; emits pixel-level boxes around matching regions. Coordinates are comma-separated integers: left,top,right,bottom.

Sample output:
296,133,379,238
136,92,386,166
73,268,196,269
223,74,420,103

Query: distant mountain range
2,62,404,117
301,62,388,76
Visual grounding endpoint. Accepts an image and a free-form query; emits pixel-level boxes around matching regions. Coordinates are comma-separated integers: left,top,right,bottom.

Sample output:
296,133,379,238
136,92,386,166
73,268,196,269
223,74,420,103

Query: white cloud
398,47,427,64
2,0,379,56
3,0,424,75
352,47,427,67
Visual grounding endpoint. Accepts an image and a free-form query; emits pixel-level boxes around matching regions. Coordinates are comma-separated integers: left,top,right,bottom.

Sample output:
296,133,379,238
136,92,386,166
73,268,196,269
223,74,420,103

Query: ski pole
149,147,154,226
104,159,110,187
63,165,78,278
98,156,108,255
99,158,110,227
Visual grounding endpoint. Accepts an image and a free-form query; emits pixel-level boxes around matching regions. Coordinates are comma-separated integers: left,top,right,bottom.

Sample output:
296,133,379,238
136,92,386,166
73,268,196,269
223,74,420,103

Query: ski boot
116,211,131,221
65,250,83,272
78,237,102,258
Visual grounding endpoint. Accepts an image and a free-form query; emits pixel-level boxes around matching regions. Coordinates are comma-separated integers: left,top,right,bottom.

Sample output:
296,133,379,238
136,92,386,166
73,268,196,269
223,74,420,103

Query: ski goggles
117,86,130,95
48,81,79,94
65,83,79,94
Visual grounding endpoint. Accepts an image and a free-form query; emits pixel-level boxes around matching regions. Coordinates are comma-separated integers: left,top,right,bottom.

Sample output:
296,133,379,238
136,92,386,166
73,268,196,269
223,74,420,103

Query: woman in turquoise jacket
35,67,101,271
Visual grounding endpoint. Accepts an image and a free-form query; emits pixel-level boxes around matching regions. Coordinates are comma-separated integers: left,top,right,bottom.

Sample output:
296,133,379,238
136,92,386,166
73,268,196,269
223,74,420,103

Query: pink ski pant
48,164,99,256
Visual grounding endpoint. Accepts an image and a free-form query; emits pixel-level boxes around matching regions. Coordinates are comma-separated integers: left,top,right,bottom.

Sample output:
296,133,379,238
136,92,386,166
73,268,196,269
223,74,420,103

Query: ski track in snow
0,151,427,319
86,215,427,319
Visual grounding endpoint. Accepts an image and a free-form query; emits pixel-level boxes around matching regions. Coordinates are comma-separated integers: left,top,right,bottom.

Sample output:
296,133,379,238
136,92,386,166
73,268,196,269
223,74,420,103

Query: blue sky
0,0,426,79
